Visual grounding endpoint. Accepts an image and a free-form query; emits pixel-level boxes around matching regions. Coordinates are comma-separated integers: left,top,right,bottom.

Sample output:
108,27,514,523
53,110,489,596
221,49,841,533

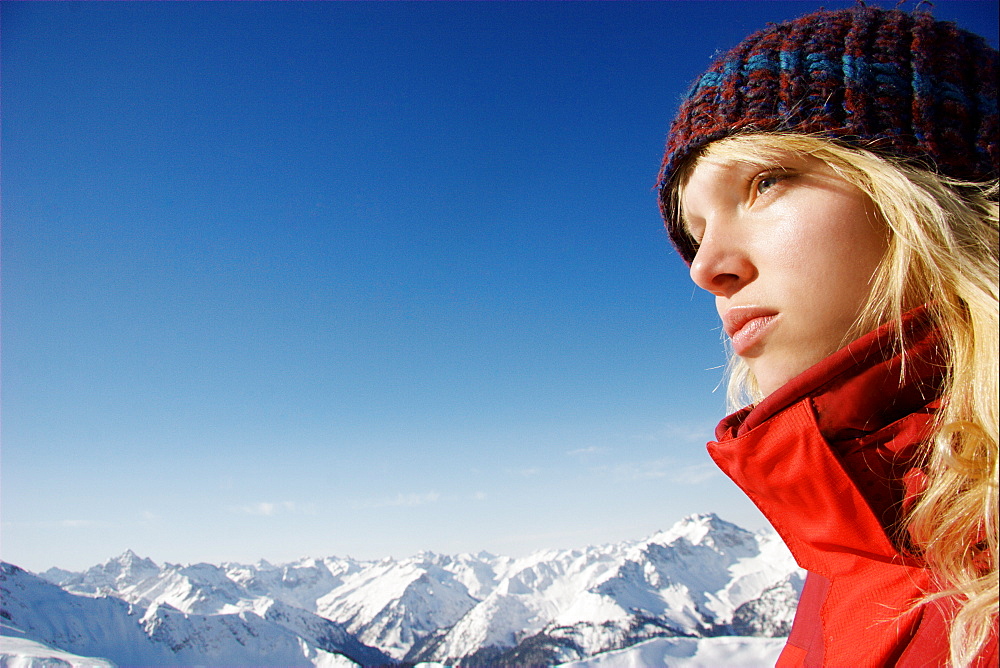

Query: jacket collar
707,306,944,571
717,305,944,443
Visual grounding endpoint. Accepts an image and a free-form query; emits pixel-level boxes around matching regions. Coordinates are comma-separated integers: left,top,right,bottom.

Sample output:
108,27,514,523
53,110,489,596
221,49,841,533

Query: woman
657,6,997,667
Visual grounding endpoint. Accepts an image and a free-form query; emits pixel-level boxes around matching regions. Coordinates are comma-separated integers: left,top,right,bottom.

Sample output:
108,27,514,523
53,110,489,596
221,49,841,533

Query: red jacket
707,308,998,667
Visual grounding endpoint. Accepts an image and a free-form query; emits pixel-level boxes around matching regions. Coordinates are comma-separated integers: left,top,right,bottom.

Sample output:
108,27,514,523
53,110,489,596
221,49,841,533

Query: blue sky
3,1,997,573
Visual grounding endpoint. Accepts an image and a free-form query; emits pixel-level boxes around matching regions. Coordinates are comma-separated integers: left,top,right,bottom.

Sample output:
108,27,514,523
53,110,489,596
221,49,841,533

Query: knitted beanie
658,5,999,263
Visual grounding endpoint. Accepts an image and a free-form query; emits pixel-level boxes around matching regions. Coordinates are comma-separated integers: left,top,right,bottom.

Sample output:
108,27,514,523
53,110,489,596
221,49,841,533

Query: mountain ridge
4,513,803,667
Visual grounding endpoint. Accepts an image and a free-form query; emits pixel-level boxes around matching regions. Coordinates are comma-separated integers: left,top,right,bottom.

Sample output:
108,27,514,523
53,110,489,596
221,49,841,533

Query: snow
0,563,389,667
4,513,803,667
315,557,480,659
0,637,115,668
555,636,786,668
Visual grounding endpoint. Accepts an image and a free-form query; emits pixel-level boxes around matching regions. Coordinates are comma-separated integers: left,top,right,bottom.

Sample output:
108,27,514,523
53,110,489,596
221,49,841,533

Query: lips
722,306,779,356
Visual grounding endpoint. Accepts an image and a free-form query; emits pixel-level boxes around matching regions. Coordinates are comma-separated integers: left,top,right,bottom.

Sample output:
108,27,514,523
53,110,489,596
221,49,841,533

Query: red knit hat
658,6,999,263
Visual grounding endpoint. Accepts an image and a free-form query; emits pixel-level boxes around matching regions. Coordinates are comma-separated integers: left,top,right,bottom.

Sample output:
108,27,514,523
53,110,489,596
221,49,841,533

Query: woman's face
680,148,888,397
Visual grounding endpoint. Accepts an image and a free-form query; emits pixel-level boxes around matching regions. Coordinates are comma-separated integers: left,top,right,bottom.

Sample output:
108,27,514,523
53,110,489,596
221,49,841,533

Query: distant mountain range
1,513,802,667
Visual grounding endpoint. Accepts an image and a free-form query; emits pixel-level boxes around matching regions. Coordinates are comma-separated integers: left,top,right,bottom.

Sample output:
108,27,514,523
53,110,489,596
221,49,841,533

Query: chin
749,365,800,399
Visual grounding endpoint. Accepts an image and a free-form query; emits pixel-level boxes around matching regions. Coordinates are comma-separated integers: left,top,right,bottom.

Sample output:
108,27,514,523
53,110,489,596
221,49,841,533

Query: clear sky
3,1,997,573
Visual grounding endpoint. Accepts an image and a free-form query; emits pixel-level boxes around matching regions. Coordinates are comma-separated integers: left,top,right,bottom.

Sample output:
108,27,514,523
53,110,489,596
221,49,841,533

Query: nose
688,225,756,298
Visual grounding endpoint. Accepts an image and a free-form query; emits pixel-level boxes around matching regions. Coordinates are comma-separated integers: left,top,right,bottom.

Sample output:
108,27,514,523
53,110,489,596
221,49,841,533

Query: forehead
679,147,823,208
684,155,754,187
677,156,757,219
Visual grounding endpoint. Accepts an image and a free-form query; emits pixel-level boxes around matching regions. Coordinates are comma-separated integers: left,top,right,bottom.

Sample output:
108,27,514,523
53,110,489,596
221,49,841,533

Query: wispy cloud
499,466,543,478
609,458,671,481
609,459,719,484
668,462,719,484
634,423,714,444
352,491,441,510
566,446,607,457
229,501,315,517
1,519,113,529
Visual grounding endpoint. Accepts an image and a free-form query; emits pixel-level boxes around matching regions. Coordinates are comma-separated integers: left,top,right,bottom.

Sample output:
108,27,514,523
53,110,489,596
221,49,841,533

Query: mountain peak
646,512,749,548
104,549,155,568
680,512,744,531
67,549,162,592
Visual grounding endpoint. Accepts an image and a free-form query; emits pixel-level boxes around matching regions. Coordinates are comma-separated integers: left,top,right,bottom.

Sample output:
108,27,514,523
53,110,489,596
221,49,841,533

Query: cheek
776,197,886,287
805,212,887,338
835,208,889,296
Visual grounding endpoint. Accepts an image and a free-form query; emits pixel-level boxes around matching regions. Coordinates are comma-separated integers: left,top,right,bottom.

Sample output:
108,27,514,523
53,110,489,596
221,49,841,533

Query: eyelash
752,170,788,196
683,168,792,249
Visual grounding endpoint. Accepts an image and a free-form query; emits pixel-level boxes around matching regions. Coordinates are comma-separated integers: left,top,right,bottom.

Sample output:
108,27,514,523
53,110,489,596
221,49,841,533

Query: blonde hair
672,133,999,666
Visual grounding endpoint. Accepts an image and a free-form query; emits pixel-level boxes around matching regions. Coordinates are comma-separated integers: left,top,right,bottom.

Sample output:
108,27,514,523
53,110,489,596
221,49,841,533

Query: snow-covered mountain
555,635,787,668
3,513,803,667
406,514,801,666
0,562,392,667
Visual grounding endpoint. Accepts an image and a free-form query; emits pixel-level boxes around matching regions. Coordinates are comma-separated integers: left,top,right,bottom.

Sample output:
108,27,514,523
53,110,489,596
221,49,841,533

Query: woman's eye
755,174,781,194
